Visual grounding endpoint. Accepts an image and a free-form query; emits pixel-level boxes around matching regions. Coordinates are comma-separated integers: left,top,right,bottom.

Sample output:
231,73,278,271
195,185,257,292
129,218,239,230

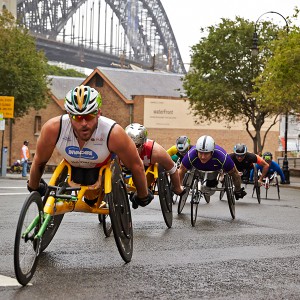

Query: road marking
0,193,28,196
0,187,27,189
0,274,32,286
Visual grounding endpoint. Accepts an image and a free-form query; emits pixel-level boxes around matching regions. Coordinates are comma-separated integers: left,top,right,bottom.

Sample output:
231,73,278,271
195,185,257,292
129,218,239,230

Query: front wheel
225,174,235,219
14,192,43,286
157,164,173,228
191,179,200,227
178,171,194,214
109,161,133,263
252,165,261,204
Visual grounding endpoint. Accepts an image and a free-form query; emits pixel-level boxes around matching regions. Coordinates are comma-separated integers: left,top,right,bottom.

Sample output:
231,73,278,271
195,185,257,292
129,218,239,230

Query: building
3,67,279,168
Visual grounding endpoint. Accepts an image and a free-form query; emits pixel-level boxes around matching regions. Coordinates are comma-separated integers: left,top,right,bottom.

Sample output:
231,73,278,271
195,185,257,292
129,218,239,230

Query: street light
251,11,290,184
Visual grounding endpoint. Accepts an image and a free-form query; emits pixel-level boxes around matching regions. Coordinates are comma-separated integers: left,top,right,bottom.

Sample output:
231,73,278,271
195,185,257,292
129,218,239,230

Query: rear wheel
178,171,194,214
157,164,173,228
14,192,43,286
225,174,235,219
40,166,69,252
109,161,133,263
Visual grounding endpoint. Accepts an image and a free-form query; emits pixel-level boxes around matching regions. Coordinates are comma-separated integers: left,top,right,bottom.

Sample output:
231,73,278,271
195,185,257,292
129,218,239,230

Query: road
0,177,300,299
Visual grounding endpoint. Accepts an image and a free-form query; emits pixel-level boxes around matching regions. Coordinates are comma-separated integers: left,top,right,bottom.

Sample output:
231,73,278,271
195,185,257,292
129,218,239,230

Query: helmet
24,140,29,145
176,136,191,154
262,152,273,161
64,85,102,115
196,135,215,152
125,123,148,147
233,143,247,156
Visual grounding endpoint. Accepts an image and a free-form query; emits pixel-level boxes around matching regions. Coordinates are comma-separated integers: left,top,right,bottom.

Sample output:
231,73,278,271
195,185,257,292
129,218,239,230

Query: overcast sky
160,0,299,66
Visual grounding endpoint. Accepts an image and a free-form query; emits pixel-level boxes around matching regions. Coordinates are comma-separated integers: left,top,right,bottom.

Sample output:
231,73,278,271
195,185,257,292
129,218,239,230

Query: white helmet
196,135,215,152
125,123,148,147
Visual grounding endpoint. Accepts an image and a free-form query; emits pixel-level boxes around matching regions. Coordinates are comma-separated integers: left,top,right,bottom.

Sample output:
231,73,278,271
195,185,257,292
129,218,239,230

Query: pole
282,112,290,183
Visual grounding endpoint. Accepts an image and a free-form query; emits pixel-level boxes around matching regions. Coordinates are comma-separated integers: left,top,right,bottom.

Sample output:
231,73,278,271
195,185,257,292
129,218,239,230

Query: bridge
16,0,186,74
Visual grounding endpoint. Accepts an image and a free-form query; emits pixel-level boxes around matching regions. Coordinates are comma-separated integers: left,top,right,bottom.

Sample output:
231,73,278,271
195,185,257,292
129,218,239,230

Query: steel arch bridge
16,0,186,73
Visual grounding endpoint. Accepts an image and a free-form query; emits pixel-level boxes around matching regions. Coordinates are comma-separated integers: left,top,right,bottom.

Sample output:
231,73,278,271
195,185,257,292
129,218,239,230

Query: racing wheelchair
125,163,173,228
14,158,132,286
178,170,236,226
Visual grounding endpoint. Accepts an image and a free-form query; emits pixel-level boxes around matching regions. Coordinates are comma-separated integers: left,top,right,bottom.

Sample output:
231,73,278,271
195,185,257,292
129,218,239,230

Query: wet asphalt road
0,178,300,299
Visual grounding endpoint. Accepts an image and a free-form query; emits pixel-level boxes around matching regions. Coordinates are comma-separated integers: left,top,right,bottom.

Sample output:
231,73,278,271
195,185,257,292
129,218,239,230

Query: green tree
46,64,86,77
183,17,286,153
0,10,50,118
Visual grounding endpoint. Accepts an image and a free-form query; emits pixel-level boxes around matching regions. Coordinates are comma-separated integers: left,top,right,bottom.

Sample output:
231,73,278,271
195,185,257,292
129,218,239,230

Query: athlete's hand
27,178,48,197
234,187,247,200
131,189,154,209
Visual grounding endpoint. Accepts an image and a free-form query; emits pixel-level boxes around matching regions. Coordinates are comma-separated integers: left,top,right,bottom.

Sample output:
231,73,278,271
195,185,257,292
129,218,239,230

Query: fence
277,157,300,169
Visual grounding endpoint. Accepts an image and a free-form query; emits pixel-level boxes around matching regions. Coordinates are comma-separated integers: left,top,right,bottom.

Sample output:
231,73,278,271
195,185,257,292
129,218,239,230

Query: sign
0,96,14,118
144,98,278,131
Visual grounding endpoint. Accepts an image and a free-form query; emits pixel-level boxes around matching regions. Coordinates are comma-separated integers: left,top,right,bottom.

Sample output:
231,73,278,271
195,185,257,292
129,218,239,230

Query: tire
102,195,113,237
40,166,69,252
178,171,193,214
14,192,43,286
203,194,210,203
253,165,261,204
157,164,173,228
225,174,235,219
191,179,200,227
219,180,225,200
265,177,269,199
275,176,280,200
109,160,133,263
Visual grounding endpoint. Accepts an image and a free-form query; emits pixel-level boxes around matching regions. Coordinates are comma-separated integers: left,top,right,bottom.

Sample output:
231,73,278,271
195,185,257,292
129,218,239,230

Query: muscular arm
151,143,183,194
28,117,60,190
108,124,148,198
256,155,269,182
228,165,242,190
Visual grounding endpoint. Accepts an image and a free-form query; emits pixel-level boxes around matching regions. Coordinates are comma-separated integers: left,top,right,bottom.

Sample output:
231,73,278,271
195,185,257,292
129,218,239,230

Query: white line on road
0,187,26,189
0,274,32,286
0,193,28,196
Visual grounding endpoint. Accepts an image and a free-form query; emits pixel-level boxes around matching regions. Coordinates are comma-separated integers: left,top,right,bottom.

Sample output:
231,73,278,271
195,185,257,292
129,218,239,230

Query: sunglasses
264,156,272,161
236,154,245,158
70,111,98,122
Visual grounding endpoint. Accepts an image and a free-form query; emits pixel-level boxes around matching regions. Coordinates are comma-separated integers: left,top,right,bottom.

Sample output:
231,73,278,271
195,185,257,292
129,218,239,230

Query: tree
47,64,86,77
183,17,287,153
0,10,50,118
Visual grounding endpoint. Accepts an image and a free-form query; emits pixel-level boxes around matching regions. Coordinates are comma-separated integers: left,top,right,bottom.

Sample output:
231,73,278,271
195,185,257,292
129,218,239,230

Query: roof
48,76,85,100
97,67,185,100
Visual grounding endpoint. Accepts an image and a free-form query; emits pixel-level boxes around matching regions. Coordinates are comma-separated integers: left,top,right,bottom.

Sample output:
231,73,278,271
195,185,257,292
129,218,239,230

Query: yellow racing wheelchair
14,158,132,286
125,163,173,228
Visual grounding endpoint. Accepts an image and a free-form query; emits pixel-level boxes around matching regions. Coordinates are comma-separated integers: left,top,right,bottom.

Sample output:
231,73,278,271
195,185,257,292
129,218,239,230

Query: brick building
3,67,279,169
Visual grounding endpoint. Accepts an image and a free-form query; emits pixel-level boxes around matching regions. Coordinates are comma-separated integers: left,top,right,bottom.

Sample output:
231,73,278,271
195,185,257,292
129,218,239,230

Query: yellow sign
0,96,14,118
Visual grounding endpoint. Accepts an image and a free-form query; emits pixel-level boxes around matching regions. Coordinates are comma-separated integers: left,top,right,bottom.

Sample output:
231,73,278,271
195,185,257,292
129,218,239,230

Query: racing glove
234,187,247,200
27,178,48,197
131,189,154,209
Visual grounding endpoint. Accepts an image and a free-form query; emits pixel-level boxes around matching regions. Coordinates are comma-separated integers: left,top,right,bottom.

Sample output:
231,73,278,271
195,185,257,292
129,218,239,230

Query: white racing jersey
56,114,116,168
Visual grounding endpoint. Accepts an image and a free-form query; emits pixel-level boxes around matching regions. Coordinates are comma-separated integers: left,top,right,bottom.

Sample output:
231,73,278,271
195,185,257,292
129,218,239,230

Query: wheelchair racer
250,152,286,184
167,136,193,164
27,85,153,208
178,135,247,200
125,123,185,208
229,143,269,185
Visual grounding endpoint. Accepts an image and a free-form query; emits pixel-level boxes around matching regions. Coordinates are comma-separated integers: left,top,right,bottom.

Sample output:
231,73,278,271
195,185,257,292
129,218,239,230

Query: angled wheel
265,177,269,199
275,176,280,200
203,193,210,203
191,178,200,227
109,160,133,263
178,170,194,214
225,174,235,219
40,166,69,252
14,192,43,286
252,165,261,204
219,179,226,200
157,164,173,228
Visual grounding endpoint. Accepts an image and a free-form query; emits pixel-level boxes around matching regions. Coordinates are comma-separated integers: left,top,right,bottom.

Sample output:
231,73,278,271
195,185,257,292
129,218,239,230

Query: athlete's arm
256,155,269,183
28,116,60,190
108,124,148,198
228,165,242,191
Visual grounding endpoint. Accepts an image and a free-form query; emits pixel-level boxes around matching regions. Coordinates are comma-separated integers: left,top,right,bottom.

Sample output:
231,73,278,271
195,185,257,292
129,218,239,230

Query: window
34,116,41,136
95,74,104,87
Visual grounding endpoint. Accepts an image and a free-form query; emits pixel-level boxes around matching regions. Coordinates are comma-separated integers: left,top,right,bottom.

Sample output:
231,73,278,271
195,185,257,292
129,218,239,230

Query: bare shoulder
40,116,61,143
108,124,131,152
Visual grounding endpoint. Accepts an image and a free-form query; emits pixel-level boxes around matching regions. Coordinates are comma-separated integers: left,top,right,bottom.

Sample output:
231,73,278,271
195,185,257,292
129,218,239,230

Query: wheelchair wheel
191,178,200,227
219,180,225,200
40,166,69,252
275,176,280,200
225,174,235,219
203,193,210,203
157,164,173,228
14,192,43,286
178,171,193,214
109,161,133,263
252,165,261,204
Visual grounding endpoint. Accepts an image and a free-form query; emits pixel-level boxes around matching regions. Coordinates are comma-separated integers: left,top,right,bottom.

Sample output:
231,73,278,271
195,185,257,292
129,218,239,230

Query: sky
160,0,299,66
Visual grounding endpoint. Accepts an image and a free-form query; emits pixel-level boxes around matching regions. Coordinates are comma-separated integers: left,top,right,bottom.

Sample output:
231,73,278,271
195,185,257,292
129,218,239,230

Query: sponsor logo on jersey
66,146,98,160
